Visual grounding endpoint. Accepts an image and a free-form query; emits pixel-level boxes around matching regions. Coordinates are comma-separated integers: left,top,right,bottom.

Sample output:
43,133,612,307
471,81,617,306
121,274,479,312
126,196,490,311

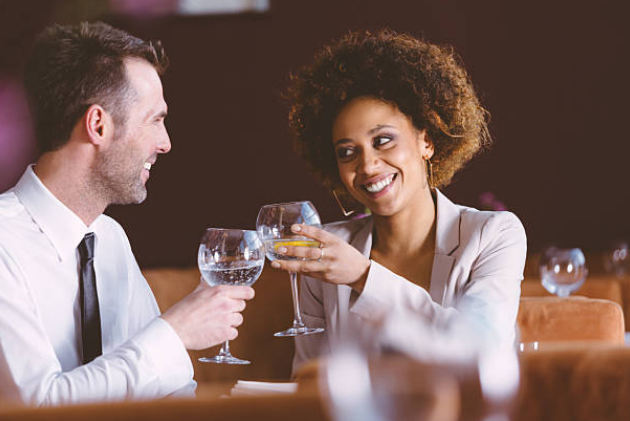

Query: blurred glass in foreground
319,314,520,421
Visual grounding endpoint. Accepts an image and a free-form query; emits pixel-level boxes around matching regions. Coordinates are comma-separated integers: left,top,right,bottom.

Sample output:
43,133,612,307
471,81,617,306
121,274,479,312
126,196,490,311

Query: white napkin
230,380,298,397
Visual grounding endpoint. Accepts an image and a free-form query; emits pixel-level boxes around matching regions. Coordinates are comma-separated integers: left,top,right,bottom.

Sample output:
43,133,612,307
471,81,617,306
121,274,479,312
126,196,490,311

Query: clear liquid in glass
200,261,263,287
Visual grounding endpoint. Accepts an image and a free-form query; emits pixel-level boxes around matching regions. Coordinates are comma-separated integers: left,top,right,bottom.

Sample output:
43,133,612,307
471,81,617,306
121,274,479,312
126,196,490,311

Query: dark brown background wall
1,0,628,268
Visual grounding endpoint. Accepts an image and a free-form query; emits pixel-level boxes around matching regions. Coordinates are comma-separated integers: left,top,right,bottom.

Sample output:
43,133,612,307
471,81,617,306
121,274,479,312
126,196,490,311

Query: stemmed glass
540,247,588,297
603,241,630,278
256,201,325,337
197,228,264,364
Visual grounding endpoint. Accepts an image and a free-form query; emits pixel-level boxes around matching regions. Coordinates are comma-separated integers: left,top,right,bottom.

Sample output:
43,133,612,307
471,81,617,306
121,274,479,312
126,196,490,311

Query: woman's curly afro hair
286,29,490,191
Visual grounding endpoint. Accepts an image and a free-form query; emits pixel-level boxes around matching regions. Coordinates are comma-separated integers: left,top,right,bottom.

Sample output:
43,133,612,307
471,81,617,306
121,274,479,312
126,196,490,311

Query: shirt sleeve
0,244,194,406
349,212,527,349
120,222,196,397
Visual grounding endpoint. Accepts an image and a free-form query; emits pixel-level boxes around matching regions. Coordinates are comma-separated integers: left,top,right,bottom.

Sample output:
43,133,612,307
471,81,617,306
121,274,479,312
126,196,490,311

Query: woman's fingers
291,224,336,244
271,258,324,274
277,244,323,260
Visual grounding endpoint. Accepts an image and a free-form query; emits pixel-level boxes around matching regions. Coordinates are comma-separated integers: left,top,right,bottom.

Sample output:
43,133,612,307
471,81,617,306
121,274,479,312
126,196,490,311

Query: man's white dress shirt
0,166,194,405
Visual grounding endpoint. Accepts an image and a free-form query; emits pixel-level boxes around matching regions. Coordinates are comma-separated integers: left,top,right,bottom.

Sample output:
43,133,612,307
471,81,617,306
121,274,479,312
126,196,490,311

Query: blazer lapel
331,217,373,333
429,190,461,304
334,196,460,309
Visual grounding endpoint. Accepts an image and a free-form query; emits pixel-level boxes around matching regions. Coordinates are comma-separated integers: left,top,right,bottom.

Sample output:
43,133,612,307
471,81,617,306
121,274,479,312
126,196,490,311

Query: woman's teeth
365,174,394,193
143,163,152,171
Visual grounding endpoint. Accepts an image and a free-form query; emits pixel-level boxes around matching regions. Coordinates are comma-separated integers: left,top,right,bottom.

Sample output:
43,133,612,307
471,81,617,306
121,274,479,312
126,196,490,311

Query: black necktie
78,232,102,364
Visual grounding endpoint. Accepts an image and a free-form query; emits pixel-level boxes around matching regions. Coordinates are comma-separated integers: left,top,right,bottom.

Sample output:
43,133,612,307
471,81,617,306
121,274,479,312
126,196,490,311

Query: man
0,22,254,405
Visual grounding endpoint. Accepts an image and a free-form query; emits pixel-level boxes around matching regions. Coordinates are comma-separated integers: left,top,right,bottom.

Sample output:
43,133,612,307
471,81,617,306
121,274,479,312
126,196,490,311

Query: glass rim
202,227,258,233
258,200,315,208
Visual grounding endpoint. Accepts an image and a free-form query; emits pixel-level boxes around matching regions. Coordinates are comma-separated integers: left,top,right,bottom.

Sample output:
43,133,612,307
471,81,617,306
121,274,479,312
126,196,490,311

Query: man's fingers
215,285,255,300
229,312,244,327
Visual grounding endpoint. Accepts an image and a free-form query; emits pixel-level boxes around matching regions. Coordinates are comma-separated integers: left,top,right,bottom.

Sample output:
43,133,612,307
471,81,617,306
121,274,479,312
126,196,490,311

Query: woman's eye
336,147,354,159
373,136,393,147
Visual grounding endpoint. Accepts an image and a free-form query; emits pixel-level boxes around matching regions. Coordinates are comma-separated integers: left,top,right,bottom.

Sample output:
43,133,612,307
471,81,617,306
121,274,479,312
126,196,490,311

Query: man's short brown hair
24,21,169,153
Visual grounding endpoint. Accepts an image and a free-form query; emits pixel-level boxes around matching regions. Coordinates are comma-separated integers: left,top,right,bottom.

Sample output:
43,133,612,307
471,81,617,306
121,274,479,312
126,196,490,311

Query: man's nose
157,130,171,154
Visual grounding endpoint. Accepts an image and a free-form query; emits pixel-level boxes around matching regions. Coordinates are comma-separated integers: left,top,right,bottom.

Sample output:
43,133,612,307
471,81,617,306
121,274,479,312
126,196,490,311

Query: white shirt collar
13,165,102,261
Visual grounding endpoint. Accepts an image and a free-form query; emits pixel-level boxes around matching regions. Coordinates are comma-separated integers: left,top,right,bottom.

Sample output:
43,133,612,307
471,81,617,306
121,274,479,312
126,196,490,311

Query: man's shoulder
0,190,24,221
0,190,33,238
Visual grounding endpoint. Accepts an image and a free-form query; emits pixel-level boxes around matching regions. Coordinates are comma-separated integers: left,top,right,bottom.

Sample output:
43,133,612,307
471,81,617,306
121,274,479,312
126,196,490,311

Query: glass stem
219,340,231,357
290,272,305,327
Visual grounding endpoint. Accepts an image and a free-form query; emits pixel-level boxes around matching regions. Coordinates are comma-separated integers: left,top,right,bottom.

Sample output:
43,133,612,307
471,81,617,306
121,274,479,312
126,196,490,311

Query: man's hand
161,281,255,350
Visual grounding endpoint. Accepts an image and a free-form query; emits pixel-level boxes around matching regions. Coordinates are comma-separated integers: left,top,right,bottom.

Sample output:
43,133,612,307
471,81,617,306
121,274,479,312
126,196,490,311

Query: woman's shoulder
458,205,524,234
454,205,527,254
437,190,524,237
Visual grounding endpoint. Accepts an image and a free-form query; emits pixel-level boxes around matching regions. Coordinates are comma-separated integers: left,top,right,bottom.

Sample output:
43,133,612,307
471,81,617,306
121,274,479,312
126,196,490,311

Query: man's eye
336,147,354,159
374,136,393,147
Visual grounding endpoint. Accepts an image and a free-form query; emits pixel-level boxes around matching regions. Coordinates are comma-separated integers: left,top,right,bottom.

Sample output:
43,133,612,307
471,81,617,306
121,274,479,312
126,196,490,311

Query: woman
271,29,526,371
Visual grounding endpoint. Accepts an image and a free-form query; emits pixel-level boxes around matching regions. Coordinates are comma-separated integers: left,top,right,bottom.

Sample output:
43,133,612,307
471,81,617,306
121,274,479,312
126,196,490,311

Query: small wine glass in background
540,247,588,297
603,241,630,278
197,228,264,364
256,201,324,337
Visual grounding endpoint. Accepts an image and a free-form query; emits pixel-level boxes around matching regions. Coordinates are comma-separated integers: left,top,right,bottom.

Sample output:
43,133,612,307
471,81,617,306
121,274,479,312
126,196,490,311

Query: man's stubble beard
93,129,147,207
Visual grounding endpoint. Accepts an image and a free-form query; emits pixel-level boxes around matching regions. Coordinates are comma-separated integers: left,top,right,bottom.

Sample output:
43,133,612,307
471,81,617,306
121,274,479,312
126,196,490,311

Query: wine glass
256,201,325,337
197,228,264,364
322,351,460,421
603,241,630,278
539,247,588,297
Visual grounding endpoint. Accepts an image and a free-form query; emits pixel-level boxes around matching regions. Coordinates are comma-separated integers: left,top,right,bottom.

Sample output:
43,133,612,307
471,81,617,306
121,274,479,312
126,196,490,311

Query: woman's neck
371,187,437,258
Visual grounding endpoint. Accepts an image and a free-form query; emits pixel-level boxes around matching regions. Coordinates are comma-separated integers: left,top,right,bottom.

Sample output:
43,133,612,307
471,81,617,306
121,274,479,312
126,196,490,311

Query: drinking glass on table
197,228,264,364
256,201,325,337
540,247,588,297
603,241,630,278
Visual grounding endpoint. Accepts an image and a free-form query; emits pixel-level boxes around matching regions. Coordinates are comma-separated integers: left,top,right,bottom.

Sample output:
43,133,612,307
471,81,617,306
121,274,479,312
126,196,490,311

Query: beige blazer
293,190,527,372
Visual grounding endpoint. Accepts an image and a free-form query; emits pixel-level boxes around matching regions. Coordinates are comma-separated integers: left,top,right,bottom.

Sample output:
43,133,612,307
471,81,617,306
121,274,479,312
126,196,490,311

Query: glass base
199,355,251,365
274,326,325,337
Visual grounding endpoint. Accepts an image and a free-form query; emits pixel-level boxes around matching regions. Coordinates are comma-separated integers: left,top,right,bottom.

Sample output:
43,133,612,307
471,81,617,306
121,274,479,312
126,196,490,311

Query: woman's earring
332,189,355,217
425,157,434,189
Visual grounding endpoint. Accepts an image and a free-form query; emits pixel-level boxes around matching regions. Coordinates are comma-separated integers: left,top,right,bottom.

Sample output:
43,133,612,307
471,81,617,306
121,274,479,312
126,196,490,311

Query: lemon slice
273,240,320,250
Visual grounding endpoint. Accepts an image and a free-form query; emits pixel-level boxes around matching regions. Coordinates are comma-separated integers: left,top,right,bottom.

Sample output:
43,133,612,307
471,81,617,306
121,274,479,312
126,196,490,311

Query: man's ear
84,105,110,145
417,130,435,159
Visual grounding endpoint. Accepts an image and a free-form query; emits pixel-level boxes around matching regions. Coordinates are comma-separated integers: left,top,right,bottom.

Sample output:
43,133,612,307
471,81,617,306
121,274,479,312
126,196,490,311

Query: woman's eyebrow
334,124,396,146
333,138,352,147
368,124,395,135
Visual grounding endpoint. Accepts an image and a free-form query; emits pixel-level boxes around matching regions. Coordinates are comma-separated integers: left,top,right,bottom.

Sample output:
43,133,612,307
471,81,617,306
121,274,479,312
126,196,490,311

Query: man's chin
111,187,147,206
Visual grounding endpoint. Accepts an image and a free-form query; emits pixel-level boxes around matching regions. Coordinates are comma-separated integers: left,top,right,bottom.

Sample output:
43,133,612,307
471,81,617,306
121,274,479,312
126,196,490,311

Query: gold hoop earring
332,189,355,217
425,157,434,189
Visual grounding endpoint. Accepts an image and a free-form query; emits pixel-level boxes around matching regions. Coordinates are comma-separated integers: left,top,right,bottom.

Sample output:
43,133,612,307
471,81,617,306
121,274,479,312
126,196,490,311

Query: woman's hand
270,224,371,292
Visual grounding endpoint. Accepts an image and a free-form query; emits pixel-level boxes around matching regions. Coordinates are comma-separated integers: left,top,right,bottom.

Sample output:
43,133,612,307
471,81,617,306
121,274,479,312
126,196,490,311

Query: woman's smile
361,173,397,197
